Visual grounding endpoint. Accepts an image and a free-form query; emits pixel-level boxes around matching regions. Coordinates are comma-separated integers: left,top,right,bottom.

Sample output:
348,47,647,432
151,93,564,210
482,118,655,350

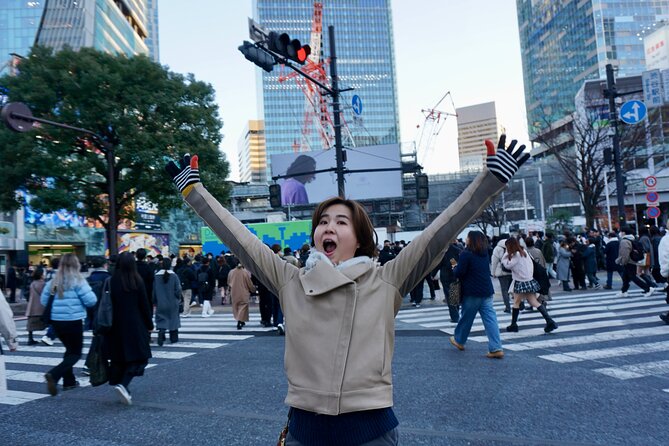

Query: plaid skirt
514,279,540,294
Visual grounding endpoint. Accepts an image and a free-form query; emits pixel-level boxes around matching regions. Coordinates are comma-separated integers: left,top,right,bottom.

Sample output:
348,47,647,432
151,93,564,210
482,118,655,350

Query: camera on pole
267,31,311,64
238,41,276,72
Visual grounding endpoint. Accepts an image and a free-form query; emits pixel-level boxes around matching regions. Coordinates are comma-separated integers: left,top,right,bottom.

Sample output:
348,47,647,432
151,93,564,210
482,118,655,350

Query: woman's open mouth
323,239,337,257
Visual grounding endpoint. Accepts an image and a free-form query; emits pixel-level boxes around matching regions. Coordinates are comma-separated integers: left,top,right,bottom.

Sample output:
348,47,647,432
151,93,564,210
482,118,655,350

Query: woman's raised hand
485,135,530,183
165,154,200,195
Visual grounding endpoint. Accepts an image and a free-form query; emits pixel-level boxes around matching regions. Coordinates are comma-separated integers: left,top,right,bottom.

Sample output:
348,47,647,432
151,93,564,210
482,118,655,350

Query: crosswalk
396,289,669,392
0,312,272,406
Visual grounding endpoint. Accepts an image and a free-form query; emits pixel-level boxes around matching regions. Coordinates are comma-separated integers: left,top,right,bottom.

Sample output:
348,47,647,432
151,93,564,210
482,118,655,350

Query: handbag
95,278,113,334
41,286,56,325
447,279,462,306
85,334,109,386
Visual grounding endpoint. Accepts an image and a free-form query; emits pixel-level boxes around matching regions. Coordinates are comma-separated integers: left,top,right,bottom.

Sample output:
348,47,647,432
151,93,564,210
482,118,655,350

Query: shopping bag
85,334,109,387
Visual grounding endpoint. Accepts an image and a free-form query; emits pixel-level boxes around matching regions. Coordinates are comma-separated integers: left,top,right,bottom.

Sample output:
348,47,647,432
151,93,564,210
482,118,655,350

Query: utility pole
605,63,626,227
328,25,346,198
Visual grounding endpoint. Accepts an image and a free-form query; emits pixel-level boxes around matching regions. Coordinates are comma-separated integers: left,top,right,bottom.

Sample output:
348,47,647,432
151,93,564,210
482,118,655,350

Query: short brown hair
310,197,378,258
466,230,488,255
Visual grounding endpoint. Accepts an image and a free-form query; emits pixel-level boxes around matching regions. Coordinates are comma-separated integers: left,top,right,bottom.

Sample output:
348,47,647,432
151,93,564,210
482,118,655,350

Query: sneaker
41,336,54,346
114,384,132,405
277,323,285,336
181,312,190,318
415,303,421,308
642,290,654,298
81,367,91,376
207,309,215,316
615,291,628,298
594,284,602,290
411,303,417,307
44,373,58,396
189,301,198,308
201,312,211,318
449,336,465,351
63,381,80,391
486,350,504,359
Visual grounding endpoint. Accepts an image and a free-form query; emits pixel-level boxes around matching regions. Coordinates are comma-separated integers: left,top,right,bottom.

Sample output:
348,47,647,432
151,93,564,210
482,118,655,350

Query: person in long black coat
103,252,153,405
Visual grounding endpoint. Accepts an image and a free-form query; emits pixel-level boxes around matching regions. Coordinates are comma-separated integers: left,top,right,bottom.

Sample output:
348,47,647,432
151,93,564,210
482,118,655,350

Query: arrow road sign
352,95,363,116
619,100,647,125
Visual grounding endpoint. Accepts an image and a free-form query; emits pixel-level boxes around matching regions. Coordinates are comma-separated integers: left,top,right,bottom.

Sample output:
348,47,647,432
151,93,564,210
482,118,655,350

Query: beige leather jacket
184,170,505,415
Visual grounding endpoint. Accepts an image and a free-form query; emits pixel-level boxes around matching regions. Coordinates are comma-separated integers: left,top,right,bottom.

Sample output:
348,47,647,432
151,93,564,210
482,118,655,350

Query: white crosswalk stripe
396,289,669,391
0,312,264,406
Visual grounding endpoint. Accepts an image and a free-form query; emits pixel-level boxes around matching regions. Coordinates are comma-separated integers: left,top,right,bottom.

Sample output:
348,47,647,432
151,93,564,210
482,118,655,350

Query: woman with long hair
449,231,504,358
26,267,46,345
40,253,97,396
502,237,558,333
153,258,182,345
104,252,154,405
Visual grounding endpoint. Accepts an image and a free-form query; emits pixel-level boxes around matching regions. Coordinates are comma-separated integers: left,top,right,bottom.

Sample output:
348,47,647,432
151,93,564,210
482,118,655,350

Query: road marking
0,390,48,405
595,360,669,380
502,326,669,351
539,341,669,363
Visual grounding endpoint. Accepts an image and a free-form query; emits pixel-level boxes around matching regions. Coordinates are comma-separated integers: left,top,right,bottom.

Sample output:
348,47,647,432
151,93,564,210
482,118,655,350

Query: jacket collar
300,250,374,296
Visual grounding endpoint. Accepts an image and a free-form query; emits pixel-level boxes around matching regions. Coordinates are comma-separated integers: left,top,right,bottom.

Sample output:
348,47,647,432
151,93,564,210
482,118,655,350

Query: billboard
644,25,669,71
270,144,403,205
201,220,312,255
118,231,170,257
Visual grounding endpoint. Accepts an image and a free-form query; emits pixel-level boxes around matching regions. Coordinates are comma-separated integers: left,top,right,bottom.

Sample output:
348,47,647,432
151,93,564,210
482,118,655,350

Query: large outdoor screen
270,144,403,205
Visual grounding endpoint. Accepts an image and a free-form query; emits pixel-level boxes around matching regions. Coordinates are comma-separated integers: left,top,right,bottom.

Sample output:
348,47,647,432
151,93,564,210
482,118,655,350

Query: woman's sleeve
40,280,52,306
183,184,297,296
381,170,506,297
78,281,98,308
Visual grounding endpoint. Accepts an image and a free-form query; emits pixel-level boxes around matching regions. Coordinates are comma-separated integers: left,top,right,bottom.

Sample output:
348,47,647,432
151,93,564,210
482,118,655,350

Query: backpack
531,258,551,295
87,272,111,301
629,239,645,262
197,268,211,293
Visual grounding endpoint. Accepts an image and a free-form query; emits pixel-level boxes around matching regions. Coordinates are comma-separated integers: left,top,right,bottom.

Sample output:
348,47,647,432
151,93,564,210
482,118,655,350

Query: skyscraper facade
0,0,44,74
517,0,669,135
254,0,400,181
238,120,267,184
456,102,501,172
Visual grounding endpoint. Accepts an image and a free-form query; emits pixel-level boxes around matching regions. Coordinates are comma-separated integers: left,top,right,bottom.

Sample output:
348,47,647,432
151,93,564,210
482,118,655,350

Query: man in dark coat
378,241,396,266
604,234,621,289
438,241,462,322
6,265,17,303
135,248,154,311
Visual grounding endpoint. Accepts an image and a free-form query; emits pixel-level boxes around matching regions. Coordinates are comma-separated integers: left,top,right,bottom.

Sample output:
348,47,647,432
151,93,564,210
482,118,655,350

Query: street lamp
1,102,119,256
513,178,528,233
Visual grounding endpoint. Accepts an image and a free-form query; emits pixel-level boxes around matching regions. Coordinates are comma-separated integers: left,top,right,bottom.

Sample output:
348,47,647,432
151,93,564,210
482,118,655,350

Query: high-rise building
456,102,501,171
238,120,267,184
0,0,157,74
516,0,669,135
254,0,400,180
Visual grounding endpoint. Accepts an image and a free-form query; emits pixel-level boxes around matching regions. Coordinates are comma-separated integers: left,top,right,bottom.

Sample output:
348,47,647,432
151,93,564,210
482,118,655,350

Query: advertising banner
201,220,312,255
118,232,170,257
270,144,403,205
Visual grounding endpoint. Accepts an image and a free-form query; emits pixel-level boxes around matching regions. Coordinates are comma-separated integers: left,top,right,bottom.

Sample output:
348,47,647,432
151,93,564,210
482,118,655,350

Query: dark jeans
49,320,84,387
410,278,424,305
606,267,622,288
259,292,273,326
272,294,283,326
621,264,650,293
426,277,437,299
586,271,599,286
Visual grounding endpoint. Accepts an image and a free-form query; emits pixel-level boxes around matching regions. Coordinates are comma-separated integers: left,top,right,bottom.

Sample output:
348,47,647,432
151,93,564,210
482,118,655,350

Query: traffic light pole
1,102,119,255
605,64,626,228
328,25,346,198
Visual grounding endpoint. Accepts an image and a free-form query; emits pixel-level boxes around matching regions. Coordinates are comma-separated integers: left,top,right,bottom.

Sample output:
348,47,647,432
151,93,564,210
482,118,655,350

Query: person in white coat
657,232,669,324
0,290,18,397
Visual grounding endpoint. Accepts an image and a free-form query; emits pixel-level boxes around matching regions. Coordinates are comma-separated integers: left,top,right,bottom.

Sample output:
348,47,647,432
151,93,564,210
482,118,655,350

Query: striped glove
485,135,530,183
165,154,200,196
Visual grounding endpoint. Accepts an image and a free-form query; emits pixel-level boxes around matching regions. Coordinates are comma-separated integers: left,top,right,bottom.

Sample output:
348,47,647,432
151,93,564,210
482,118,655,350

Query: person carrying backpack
616,227,654,298
197,257,216,317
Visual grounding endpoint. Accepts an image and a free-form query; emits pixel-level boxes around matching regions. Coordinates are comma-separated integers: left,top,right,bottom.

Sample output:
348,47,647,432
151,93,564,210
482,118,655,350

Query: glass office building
0,0,45,74
517,0,669,135
254,0,400,180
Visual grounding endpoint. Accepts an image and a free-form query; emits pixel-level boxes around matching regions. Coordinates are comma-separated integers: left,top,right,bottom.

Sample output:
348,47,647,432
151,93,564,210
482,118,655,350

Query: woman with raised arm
165,135,528,446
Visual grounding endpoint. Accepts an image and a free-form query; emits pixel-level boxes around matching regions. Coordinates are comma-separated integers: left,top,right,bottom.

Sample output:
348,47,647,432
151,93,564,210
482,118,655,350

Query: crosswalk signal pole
605,64,626,228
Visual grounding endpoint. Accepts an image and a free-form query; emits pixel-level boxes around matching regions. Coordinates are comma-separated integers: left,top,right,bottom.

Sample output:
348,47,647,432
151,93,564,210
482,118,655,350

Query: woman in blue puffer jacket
40,253,97,396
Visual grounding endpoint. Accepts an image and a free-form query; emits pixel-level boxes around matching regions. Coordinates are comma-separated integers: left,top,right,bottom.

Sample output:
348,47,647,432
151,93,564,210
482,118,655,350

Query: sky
158,0,528,181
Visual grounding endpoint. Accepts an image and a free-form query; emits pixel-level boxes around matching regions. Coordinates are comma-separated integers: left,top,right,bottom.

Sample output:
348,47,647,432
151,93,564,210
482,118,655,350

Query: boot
563,281,572,292
169,330,178,343
157,329,165,347
27,331,38,346
537,303,558,333
237,321,243,330
506,308,519,332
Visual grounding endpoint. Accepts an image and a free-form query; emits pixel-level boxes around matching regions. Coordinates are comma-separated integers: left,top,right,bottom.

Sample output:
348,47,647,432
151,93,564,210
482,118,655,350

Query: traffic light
416,174,429,201
238,41,275,72
603,147,613,165
267,31,311,64
269,184,282,208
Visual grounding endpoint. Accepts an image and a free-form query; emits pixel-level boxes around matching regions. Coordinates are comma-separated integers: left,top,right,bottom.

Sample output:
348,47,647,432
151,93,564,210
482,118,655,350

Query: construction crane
416,91,457,166
277,2,353,152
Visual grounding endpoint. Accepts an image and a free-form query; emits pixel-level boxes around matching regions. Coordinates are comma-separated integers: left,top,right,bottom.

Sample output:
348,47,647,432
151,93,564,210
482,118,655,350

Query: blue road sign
352,95,363,116
647,206,661,219
619,100,647,125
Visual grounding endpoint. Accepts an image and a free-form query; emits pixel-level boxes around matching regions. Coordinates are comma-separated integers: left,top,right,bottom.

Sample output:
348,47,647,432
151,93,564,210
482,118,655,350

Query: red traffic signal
268,31,311,64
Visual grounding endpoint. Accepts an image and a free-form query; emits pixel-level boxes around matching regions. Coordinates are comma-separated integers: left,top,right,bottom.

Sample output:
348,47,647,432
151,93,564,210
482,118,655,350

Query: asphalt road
1,279,668,445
